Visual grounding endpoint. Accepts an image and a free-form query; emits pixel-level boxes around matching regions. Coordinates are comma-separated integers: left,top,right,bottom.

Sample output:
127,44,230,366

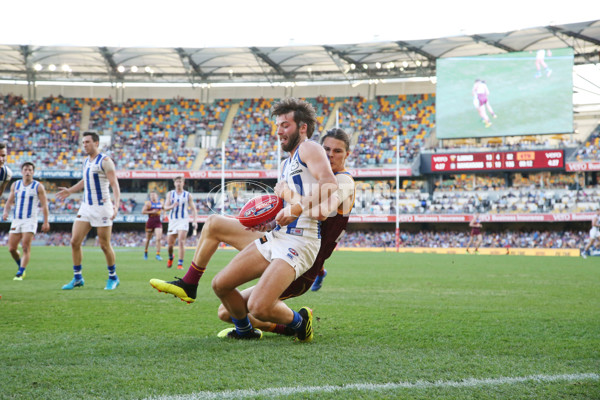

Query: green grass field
436,48,573,139
1,247,599,399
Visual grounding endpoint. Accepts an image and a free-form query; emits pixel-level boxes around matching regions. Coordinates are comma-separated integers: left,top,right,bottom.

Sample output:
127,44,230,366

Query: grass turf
0,247,598,399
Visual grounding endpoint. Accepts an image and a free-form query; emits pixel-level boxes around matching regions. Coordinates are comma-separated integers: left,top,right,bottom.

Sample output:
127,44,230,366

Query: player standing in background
581,210,600,259
211,97,338,341
472,79,497,128
56,131,121,290
163,176,197,269
142,191,164,261
535,49,552,78
0,142,12,198
466,214,483,254
2,162,50,280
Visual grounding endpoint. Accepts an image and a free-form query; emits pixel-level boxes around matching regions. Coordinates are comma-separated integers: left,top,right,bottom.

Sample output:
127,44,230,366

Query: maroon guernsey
280,171,355,299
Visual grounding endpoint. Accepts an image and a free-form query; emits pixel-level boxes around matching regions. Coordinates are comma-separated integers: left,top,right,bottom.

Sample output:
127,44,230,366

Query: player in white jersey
582,210,600,259
56,131,121,290
212,97,338,341
163,175,197,269
0,142,12,198
2,162,50,280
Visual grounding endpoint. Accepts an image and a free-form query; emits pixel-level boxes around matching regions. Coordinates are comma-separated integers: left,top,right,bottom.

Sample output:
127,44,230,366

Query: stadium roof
0,20,599,86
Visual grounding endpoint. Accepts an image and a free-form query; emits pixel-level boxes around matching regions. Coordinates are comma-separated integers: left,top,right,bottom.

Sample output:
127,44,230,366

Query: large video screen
436,48,573,139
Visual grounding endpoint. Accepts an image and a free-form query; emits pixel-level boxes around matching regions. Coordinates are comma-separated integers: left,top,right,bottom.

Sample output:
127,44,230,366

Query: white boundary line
146,373,599,400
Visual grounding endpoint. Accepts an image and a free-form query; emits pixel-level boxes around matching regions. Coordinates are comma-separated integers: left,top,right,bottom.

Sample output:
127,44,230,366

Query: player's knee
217,304,231,322
246,298,271,321
211,275,227,297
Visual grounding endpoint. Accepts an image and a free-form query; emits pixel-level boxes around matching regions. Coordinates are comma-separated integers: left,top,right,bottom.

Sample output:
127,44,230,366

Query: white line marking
145,373,599,400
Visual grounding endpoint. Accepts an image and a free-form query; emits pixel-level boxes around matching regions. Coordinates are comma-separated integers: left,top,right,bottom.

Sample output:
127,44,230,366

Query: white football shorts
167,218,190,235
590,227,599,239
76,202,114,227
10,218,38,234
254,230,320,279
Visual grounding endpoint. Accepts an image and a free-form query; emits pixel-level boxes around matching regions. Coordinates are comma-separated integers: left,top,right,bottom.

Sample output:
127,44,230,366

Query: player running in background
149,128,355,337
2,162,50,280
56,131,121,290
581,211,600,259
0,142,12,198
466,214,483,254
142,191,164,261
472,79,496,128
163,176,197,269
535,49,552,78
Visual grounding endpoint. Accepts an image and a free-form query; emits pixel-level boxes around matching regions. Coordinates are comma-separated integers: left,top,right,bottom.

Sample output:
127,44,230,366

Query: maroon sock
272,324,296,336
182,262,205,285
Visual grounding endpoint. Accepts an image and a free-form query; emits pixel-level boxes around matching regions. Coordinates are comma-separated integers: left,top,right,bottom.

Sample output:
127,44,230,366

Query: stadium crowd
2,93,600,171
0,229,587,250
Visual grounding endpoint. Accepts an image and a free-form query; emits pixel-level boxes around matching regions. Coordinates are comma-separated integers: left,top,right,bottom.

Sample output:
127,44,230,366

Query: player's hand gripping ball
238,194,283,228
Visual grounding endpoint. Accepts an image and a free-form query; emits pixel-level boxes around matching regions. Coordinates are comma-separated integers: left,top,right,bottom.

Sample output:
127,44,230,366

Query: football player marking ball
238,194,283,228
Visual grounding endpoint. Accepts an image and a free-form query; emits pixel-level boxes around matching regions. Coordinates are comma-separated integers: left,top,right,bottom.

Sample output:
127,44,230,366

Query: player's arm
0,180,10,197
188,194,198,229
1,182,16,220
163,193,175,211
103,157,121,220
37,182,50,232
276,141,338,225
56,179,85,200
141,201,152,215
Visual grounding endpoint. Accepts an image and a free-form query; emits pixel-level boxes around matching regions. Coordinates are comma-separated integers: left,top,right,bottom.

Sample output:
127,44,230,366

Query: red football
238,194,283,227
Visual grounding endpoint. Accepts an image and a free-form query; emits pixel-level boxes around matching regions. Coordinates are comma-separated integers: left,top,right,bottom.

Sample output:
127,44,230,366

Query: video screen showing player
436,47,573,139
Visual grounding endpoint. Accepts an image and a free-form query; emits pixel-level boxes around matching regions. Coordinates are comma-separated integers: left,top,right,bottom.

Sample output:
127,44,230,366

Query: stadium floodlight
61,64,70,72
144,66,152,73
387,62,395,69
350,63,356,70
416,60,421,66
131,65,138,72
48,64,56,71
117,65,125,73
376,62,381,69
33,63,43,71
362,63,368,70
402,61,409,68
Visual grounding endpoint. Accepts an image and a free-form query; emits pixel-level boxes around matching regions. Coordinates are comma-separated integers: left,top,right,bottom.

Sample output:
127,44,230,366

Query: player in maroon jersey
142,191,164,261
466,214,483,254
149,128,355,337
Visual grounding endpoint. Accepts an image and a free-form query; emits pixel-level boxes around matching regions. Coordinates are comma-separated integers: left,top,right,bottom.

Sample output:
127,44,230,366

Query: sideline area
336,247,581,257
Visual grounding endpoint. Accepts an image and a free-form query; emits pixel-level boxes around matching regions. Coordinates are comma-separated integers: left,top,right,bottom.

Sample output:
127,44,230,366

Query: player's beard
282,126,301,152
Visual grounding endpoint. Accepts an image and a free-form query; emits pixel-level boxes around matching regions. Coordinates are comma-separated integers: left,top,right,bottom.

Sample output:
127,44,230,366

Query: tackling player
2,162,50,280
150,127,354,339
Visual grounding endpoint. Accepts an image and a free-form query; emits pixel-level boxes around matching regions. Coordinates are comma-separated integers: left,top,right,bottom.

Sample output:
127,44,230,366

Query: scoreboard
430,150,564,172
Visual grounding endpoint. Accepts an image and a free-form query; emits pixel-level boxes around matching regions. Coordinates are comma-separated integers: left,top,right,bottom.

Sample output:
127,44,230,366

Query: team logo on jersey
288,248,298,256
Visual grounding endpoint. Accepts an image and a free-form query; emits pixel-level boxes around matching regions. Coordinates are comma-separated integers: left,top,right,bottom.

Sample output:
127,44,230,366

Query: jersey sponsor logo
259,235,268,244
288,248,298,257
288,227,304,236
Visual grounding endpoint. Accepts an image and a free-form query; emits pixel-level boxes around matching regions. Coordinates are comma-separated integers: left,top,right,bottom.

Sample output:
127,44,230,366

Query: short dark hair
174,175,184,182
321,128,351,152
21,162,35,171
83,131,100,143
0,142,6,150
271,97,317,138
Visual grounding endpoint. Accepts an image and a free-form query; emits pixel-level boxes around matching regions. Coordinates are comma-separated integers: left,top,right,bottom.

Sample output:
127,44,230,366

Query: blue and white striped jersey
13,179,40,220
83,153,110,206
167,190,190,221
277,142,321,239
1,164,13,186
